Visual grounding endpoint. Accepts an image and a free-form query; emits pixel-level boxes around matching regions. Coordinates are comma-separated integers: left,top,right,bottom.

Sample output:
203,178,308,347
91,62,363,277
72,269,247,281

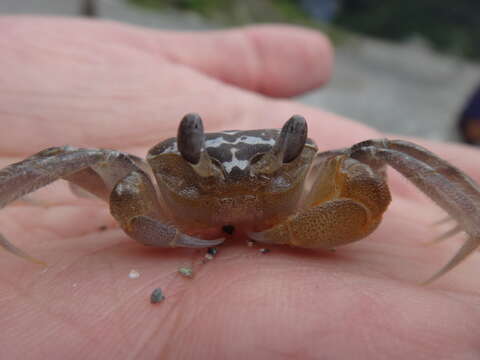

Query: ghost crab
1,114,479,283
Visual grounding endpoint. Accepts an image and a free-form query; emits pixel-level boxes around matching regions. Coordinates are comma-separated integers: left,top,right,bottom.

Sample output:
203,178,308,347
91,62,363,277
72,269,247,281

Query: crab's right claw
111,170,225,249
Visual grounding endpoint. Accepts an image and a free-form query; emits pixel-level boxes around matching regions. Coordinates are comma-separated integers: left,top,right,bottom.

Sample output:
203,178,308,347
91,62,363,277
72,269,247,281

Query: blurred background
2,0,480,143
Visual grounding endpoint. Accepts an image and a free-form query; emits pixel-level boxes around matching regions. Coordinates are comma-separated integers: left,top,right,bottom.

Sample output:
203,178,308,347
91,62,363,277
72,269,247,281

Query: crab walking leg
110,170,224,248
0,233,46,264
349,139,480,283
66,168,110,200
249,156,392,248
65,153,151,201
1,147,97,207
0,146,142,262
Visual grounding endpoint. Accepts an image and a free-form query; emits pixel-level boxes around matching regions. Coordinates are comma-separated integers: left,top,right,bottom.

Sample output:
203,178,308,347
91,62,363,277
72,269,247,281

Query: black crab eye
177,113,205,164
274,115,308,163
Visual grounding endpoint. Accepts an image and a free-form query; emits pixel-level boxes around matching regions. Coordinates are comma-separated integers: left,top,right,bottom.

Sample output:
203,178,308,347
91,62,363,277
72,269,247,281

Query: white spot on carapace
160,134,275,154
205,135,275,148
162,142,178,154
222,148,250,172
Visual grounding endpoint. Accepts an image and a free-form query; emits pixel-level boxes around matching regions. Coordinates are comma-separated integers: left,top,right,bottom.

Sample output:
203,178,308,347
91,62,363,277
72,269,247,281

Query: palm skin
0,17,479,359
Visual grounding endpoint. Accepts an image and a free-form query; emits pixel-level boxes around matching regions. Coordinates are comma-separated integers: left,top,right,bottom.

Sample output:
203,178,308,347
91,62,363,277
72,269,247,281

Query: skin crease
1,16,480,360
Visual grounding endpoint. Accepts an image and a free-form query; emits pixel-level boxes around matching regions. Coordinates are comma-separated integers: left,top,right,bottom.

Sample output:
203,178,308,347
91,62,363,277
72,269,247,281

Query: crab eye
250,115,308,176
274,115,308,163
177,113,205,164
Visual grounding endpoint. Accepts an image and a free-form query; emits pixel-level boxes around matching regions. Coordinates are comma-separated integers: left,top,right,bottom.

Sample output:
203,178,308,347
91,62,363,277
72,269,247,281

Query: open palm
1,17,479,359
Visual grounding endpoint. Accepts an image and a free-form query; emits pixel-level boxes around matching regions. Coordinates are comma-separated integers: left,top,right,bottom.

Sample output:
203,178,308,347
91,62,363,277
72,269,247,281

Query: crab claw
125,215,225,248
247,231,269,243
247,229,284,245
174,233,225,248
0,233,46,265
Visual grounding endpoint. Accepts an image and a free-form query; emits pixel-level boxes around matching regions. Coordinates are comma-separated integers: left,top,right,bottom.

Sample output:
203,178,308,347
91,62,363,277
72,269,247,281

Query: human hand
1,16,479,359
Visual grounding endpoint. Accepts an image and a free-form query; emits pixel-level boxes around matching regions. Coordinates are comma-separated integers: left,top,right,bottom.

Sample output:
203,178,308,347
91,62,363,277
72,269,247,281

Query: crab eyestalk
251,115,308,175
177,113,222,178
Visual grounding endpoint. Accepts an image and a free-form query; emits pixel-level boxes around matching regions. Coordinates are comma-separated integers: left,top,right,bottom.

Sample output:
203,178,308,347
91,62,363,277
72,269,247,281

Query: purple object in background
458,84,480,145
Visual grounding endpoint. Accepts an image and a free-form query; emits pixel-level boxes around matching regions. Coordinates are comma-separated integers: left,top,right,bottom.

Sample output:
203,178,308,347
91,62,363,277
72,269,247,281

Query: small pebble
178,267,194,278
128,269,140,279
259,248,271,254
150,288,165,304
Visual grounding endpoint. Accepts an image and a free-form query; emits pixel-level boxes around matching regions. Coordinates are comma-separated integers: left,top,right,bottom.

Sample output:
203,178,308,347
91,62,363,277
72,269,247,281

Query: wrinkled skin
1,16,480,360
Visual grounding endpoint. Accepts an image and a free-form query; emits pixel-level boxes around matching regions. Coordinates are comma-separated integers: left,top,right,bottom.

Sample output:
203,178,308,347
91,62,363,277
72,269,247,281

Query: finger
0,16,332,98
0,18,338,155
156,24,333,97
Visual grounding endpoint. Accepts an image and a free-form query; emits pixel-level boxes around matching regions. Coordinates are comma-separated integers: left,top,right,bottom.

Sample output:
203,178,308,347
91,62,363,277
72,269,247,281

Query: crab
1,113,479,283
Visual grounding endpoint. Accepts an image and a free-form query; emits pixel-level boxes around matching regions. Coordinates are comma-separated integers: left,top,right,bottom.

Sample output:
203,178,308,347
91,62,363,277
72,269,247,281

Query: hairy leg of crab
348,139,480,283
65,167,112,200
66,151,156,202
0,146,143,262
250,154,391,249
110,170,224,248
65,153,151,201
